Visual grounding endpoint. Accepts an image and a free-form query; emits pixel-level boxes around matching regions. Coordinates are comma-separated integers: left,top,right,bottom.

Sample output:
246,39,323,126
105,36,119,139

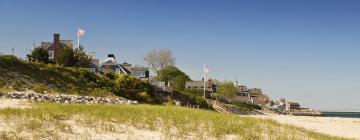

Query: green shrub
115,74,143,90
0,55,21,65
76,68,98,82
231,102,262,111
193,97,208,108
96,77,115,89
0,77,6,88
12,80,27,91
137,91,151,101
105,73,116,80
172,89,210,108
141,82,155,95
32,84,49,93
88,88,113,97
26,47,49,63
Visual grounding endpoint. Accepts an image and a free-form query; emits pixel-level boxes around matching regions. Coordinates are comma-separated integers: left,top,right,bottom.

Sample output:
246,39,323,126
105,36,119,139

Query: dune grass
0,103,349,140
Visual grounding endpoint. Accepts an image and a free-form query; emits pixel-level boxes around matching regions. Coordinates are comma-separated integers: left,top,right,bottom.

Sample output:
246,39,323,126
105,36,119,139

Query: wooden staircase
209,100,230,114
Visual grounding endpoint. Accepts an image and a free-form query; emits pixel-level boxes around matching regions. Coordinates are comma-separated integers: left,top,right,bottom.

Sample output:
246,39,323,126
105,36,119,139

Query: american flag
204,65,210,75
77,27,85,37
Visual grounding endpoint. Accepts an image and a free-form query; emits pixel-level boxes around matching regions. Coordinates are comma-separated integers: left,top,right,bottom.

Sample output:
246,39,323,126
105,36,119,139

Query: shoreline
251,114,360,139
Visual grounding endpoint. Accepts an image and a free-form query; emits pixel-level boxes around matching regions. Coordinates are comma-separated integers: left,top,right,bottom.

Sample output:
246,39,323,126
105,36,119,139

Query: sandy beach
254,114,360,139
1,98,359,139
0,98,30,109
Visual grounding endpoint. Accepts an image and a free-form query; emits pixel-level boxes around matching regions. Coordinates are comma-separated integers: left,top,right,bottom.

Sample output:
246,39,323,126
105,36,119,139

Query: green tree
155,66,191,90
217,81,238,99
27,47,49,63
174,75,188,89
74,45,92,67
56,47,76,67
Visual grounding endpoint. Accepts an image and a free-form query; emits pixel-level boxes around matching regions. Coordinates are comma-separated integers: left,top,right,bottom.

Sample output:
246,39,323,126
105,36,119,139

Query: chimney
108,54,116,60
53,33,60,59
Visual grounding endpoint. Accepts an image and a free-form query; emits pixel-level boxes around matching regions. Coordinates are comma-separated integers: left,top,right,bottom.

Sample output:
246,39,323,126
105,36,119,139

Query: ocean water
321,112,360,118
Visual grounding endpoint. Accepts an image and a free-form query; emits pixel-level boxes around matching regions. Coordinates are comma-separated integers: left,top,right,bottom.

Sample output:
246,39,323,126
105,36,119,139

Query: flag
204,66,210,75
77,27,85,37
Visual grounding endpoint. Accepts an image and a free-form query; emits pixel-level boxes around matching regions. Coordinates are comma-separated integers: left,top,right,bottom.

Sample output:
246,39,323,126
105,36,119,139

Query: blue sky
1,0,359,111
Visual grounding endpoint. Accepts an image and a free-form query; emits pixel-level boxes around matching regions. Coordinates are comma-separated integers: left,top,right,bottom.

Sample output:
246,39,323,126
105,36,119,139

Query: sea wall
0,91,137,105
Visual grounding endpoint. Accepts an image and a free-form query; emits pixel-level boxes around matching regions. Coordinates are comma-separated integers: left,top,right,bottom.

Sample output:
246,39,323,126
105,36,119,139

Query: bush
56,47,76,67
96,77,115,89
27,47,49,63
12,80,27,91
231,102,262,111
88,88,113,97
0,77,6,88
105,73,116,80
141,81,155,95
115,74,143,90
32,84,49,93
193,96,208,108
172,89,210,108
137,91,151,101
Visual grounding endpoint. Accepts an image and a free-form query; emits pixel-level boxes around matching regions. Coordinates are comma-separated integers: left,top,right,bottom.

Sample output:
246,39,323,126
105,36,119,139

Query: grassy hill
0,55,265,110
0,103,347,140
0,55,115,97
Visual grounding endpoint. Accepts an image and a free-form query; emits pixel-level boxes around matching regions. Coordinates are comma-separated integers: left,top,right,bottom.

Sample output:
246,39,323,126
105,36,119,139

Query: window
49,51,54,59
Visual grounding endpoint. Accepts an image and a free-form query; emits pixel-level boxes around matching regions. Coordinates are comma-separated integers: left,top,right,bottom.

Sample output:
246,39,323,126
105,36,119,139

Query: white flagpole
77,27,80,49
203,64,206,99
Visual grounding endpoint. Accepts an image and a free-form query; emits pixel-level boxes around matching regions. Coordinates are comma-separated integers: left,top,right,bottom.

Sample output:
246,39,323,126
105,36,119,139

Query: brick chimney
53,33,60,60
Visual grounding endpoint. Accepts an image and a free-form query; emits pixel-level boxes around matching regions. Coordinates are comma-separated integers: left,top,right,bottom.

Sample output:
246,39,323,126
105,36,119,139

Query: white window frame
49,51,54,59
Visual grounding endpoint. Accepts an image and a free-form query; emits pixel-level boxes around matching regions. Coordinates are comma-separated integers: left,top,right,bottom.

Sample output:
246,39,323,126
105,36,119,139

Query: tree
217,81,238,99
56,47,76,67
74,45,92,67
144,48,175,75
174,74,189,90
27,47,49,63
155,66,191,90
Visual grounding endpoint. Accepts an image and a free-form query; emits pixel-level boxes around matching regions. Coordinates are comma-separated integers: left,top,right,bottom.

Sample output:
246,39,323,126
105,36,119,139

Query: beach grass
0,103,349,140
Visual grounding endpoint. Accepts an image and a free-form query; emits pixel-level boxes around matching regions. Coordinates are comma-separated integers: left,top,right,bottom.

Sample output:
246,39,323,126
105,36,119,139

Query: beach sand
0,98,30,109
1,98,359,139
253,114,360,139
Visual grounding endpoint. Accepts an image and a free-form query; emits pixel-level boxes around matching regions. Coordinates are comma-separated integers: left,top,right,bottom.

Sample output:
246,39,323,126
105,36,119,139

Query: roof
119,64,131,74
287,102,300,105
131,66,149,71
100,60,121,67
41,40,73,50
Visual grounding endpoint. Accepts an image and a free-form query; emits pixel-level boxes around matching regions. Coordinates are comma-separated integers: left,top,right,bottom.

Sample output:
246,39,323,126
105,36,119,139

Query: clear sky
0,0,359,111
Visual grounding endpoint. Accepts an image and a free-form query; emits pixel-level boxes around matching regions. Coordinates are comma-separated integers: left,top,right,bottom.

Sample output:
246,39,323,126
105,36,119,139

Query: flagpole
203,64,206,99
77,27,80,49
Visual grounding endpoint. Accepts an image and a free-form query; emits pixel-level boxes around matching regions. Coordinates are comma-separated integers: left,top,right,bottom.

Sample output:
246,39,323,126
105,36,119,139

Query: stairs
210,100,230,114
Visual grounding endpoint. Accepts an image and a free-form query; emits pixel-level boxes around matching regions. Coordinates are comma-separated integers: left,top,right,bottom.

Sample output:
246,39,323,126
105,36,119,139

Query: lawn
0,103,348,140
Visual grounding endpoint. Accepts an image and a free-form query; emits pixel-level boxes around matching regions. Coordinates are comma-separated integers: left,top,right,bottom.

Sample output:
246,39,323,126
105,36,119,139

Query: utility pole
203,64,206,99
11,46,14,56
